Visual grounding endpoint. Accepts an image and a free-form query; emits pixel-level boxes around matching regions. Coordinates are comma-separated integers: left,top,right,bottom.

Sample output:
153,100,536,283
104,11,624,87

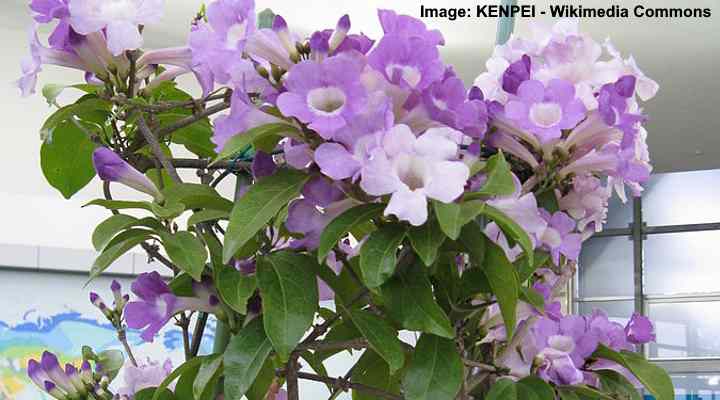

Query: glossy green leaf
407,218,445,266
520,286,545,312
465,151,515,199
96,349,124,380
135,388,176,400
162,183,233,212
224,318,273,399
382,261,454,338
516,251,550,284
193,354,223,399
433,200,485,240
212,123,299,165
90,229,151,279
487,379,517,400
40,121,96,199
347,309,405,374
257,251,319,360
351,350,402,400
92,215,138,251
223,169,308,263
188,209,229,226
215,263,256,314
160,113,216,158
482,239,520,338
84,199,154,211
518,376,555,400
402,334,463,400
482,204,534,265
159,231,207,281
592,344,674,400
40,97,110,140
317,203,385,263
152,357,205,400
596,369,642,400
41,83,97,106
359,224,407,288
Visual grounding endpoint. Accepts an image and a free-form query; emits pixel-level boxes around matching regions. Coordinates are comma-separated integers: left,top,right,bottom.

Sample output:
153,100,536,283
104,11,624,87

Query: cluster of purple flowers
27,351,111,400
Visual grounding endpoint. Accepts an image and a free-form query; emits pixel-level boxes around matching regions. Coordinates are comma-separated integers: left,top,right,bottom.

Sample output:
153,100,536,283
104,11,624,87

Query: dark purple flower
92,148,161,200
301,177,344,207
502,54,531,95
421,72,467,127
368,35,444,91
277,56,367,139
251,151,277,179
624,313,656,344
377,9,444,46
125,272,222,342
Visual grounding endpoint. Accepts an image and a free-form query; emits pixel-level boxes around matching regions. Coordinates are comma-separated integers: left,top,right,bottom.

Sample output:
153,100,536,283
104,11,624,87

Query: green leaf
482,239,520,338
40,121,96,199
160,113,217,158
558,385,615,400
188,209,229,226
159,231,208,281
317,203,385,263
459,220,488,268
359,224,407,288
517,376,555,400
40,97,110,140
224,169,309,263
96,349,124,380
84,199,154,211
596,369,642,400
152,357,205,400
433,200,486,240
257,8,276,29
482,205,534,265
135,388,176,400
352,350,402,400
162,183,233,212
212,123,300,165
224,318,274,399
402,334,463,400
215,263,256,314
407,219,445,266
92,214,138,251
41,83,97,106
90,229,151,279
346,309,405,374
193,354,223,399
516,251,550,284
486,379,517,400
465,151,515,199
592,344,674,400
520,286,545,312
257,251,319,360
382,261,454,338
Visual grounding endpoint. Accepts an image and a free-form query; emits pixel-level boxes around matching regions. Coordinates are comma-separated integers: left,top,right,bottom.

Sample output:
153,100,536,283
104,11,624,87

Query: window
574,169,720,398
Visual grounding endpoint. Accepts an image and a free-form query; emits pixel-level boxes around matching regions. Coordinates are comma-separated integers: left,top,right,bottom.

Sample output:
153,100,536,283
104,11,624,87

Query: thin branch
286,355,300,400
300,288,369,345
171,158,251,171
111,92,227,113
328,365,357,400
117,328,138,367
140,242,178,273
136,116,182,183
296,339,368,352
294,372,403,400
177,313,191,360
190,312,209,356
462,359,497,372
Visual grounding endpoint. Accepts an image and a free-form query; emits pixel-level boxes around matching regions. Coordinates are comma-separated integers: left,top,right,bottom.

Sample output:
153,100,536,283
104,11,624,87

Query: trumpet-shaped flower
93,148,162,200
360,125,470,226
537,210,582,265
368,35,444,91
124,272,222,342
68,0,164,55
117,358,174,397
377,9,444,46
277,56,367,139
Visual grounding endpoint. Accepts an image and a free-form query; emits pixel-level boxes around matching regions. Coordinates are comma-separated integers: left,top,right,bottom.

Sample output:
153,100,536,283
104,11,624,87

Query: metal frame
572,185,720,377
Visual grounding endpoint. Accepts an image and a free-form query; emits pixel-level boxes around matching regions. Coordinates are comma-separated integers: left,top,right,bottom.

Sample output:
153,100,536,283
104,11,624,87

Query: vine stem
117,328,138,367
290,372,404,400
136,116,182,183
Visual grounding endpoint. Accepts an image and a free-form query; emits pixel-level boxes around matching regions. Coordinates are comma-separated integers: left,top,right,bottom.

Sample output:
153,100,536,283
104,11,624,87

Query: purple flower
368,35,444,91
557,174,609,238
92,148,161,200
212,90,281,152
377,9,444,46
486,131,538,168
624,313,656,345
487,190,547,240
117,358,174,397
360,125,469,226
30,0,72,50
124,272,222,342
537,210,582,265
505,79,587,143
502,54,531,95
277,56,367,139
536,336,585,385
68,0,164,55
285,196,351,250
245,19,295,71
251,151,277,179
421,70,467,127
27,351,82,398
307,15,375,59
188,0,256,84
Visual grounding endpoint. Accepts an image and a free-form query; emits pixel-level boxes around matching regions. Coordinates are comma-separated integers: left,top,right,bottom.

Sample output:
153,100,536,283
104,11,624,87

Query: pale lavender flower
124,272,222,342
117,358,174,397
377,9,444,46
504,79,586,143
283,139,314,169
68,0,164,55
367,34,444,91
92,148,162,200
29,0,72,50
188,0,256,84
245,20,294,71
557,174,609,238
486,190,547,240
624,313,656,345
277,56,367,139
360,125,469,226
212,90,281,152
537,210,582,265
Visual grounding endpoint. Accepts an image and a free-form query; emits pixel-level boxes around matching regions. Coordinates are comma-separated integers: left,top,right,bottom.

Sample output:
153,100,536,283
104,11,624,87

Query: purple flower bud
111,280,121,293
624,313,656,344
43,380,57,392
92,148,162,200
28,359,49,388
468,86,485,101
89,292,100,305
329,15,350,52
80,360,93,384
502,54,531,95
40,351,76,395
111,280,124,307
272,15,288,33
251,151,277,179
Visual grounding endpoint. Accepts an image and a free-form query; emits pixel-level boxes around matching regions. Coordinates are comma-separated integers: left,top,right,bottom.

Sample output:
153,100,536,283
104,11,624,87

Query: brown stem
300,288,369,345
296,339,368,352
117,328,138,367
286,355,300,400
136,116,182,183
171,158,251,171
294,372,403,400
462,359,497,372
190,312,209,357
177,313,191,360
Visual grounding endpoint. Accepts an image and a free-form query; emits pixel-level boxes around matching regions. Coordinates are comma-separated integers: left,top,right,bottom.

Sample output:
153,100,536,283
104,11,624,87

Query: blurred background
0,0,718,398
